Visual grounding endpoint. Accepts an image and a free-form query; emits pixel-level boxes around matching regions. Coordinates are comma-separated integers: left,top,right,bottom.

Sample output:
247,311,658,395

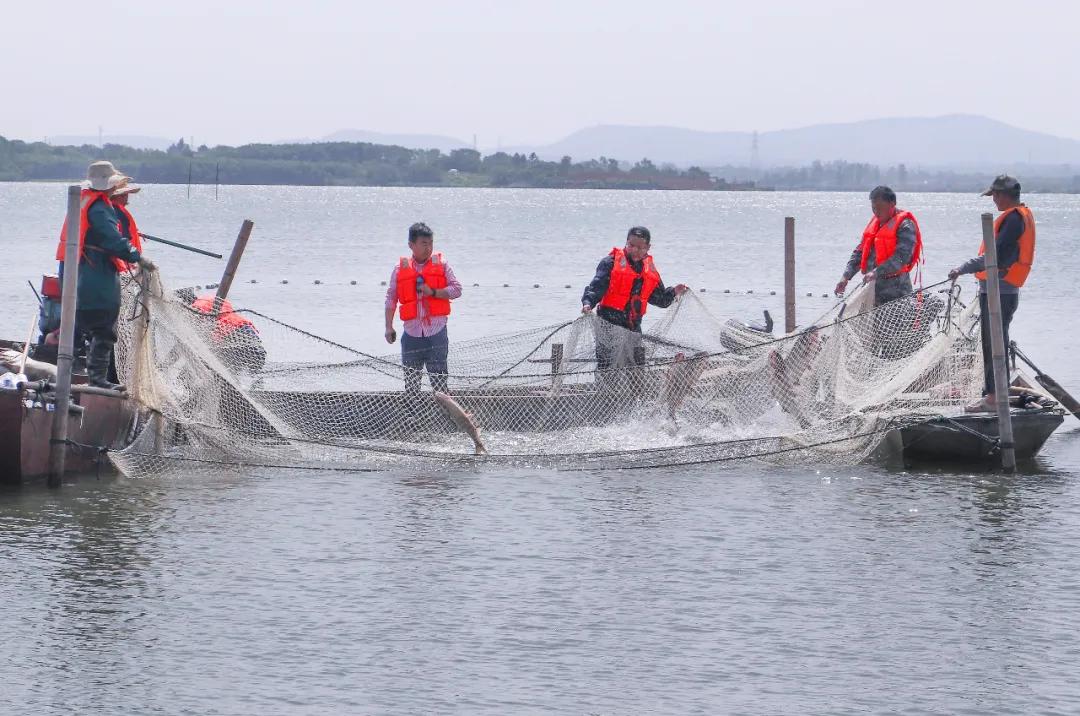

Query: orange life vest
598,247,661,321
859,209,923,277
192,295,257,342
974,204,1035,288
55,189,136,272
396,253,451,321
113,202,144,257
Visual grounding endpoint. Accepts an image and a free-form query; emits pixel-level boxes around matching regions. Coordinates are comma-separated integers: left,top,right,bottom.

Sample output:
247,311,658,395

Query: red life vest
858,209,923,277
55,189,136,272
113,202,145,258
396,253,450,321
598,247,661,321
975,204,1035,288
192,295,258,342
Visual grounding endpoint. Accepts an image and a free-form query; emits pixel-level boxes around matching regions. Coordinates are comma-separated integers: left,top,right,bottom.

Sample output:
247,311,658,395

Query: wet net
109,271,984,476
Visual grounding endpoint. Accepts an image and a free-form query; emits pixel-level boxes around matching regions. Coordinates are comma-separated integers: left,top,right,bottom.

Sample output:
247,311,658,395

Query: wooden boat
898,408,1064,463
869,406,1065,465
0,385,135,484
0,340,134,484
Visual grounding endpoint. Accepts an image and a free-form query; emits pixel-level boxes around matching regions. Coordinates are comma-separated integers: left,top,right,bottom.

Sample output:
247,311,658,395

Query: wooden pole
48,185,82,487
981,212,1016,472
214,162,220,200
784,216,796,333
214,220,254,311
550,343,564,379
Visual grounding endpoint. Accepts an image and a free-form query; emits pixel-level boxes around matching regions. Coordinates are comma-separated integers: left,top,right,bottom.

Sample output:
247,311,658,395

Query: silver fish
433,391,487,455
0,348,57,382
664,351,709,420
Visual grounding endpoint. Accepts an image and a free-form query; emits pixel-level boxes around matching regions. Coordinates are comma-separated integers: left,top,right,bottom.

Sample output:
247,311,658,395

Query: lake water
2,183,1079,714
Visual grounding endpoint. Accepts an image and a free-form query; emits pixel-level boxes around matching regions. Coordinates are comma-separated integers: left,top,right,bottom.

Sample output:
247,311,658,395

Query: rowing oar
141,233,223,259
1011,341,1080,421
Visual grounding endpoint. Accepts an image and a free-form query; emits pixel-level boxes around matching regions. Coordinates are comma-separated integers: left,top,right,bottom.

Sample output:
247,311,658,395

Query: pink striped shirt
385,259,463,337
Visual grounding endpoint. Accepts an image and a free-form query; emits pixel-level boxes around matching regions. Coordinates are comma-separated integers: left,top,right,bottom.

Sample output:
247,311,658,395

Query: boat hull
892,408,1064,463
0,388,135,484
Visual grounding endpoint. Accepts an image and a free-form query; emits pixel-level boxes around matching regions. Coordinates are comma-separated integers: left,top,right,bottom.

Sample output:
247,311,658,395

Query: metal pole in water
784,217,796,333
48,185,82,487
214,219,254,311
981,212,1016,472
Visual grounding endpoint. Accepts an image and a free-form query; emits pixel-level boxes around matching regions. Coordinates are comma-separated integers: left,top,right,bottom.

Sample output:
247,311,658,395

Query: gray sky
3,0,1077,147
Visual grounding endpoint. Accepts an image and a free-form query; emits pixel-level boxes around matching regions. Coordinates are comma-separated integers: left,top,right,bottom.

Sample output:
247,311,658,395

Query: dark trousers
76,306,120,381
979,292,1019,395
401,327,449,394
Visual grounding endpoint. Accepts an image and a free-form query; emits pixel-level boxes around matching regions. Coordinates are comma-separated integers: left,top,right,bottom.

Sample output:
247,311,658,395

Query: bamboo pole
784,217,795,333
48,185,82,487
18,313,37,374
981,212,1016,472
214,220,254,311
140,232,223,259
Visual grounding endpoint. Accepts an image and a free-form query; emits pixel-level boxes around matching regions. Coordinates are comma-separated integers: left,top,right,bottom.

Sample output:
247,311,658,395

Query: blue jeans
401,327,449,394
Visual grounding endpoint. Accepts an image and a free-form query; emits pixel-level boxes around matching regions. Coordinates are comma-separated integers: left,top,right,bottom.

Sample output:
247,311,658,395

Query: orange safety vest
55,189,137,272
598,247,662,320
859,209,923,277
113,202,145,257
192,295,258,342
975,204,1036,288
396,253,451,321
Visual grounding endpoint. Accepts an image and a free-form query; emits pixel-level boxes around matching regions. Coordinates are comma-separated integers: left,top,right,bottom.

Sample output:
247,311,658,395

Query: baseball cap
981,175,1021,196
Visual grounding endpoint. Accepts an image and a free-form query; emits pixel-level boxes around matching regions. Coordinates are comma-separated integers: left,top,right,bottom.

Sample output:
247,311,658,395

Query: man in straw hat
110,177,144,252
55,160,155,390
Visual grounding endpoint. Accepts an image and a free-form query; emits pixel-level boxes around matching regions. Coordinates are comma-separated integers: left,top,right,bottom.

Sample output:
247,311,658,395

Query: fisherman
55,161,154,389
110,179,145,255
581,226,688,369
189,292,267,373
948,175,1035,413
834,186,923,306
384,222,462,395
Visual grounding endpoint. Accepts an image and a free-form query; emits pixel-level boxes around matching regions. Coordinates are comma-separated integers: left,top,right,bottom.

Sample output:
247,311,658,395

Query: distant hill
512,115,1080,168
47,135,175,151
319,129,470,153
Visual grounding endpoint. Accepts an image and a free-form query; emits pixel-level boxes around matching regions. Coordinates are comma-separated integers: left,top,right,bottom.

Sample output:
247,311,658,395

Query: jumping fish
664,351,709,421
0,349,57,382
433,391,487,455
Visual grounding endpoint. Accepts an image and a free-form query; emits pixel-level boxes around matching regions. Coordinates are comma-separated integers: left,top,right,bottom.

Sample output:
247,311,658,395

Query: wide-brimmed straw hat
85,160,126,191
111,179,141,196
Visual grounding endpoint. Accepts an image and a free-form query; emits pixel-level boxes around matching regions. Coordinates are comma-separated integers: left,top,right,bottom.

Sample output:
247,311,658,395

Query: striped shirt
385,259,463,337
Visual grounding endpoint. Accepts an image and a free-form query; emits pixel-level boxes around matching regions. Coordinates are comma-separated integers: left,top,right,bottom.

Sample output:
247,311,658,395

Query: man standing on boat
56,161,154,390
110,179,144,255
834,186,923,306
581,226,689,370
384,222,462,395
949,175,1035,413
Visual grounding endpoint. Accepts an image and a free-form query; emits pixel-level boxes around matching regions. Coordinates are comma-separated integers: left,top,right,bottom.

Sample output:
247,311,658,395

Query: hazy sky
3,0,1077,147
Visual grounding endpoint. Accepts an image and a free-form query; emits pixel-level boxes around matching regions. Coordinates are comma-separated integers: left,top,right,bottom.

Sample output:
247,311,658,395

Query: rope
557,421,911,471
219,279,958,385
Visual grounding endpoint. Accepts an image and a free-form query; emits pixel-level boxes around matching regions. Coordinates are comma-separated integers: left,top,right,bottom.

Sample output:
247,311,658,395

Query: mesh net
109,272,984,476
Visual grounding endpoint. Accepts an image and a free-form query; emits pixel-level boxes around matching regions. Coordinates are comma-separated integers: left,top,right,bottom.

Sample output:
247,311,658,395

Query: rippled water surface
2,184,1079,714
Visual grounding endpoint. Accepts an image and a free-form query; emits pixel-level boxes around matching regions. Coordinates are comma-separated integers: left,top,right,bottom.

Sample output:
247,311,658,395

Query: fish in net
108,273,982,477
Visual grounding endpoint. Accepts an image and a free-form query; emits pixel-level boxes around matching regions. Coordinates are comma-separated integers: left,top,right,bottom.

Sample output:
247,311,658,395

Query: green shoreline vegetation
2,136,1078,192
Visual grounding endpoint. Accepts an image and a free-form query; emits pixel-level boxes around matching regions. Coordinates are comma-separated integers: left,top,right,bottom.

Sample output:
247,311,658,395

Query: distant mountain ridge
508,115,1080,168
37,115,1080,170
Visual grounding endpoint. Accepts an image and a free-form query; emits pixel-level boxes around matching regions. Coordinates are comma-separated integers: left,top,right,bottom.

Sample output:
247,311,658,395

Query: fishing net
109,271,984,476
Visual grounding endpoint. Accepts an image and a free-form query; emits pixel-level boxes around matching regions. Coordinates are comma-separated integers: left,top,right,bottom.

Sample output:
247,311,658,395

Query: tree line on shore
1,135,1077,192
